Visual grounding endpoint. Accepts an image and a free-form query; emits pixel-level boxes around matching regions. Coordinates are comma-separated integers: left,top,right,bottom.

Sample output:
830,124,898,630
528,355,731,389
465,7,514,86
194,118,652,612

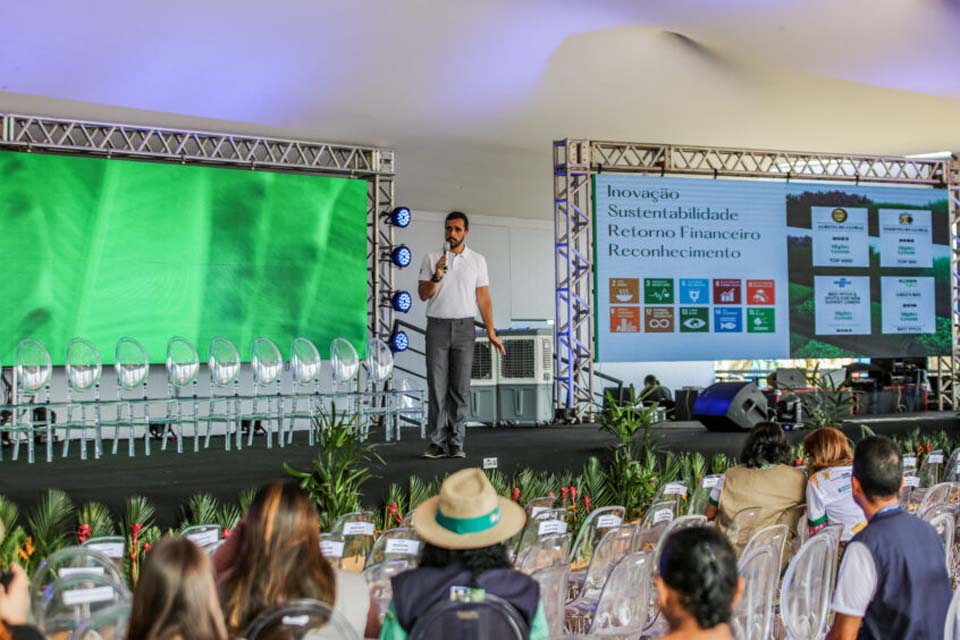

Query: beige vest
717,464,806,549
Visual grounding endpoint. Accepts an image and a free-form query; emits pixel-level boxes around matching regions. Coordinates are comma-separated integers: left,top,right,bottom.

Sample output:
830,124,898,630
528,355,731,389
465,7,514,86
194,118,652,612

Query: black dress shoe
448,446,466,458
422,444,447,459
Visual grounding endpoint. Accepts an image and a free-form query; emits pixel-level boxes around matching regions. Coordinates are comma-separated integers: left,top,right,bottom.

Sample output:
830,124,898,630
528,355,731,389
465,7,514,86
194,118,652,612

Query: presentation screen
0,150,369,365
594,174,949,362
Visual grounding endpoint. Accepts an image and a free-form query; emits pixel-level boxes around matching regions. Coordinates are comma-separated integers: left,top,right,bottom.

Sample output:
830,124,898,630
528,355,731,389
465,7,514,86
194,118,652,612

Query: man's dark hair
418,542,511,576
853,435,903,500
446,211,469,230
659,527,739,630
644,375,658,386
739,422,791,468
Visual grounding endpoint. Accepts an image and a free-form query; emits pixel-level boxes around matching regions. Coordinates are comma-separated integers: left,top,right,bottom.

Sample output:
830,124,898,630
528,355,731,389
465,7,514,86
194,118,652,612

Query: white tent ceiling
2,0,958,218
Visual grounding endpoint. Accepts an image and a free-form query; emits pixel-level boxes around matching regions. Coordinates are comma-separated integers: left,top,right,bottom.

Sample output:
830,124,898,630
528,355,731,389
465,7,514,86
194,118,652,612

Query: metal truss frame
553,139,955,421
0,113,397,344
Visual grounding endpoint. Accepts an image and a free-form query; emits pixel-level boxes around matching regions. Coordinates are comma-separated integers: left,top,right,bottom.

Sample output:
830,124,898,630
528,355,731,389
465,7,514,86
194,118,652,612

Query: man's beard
447,238,462,248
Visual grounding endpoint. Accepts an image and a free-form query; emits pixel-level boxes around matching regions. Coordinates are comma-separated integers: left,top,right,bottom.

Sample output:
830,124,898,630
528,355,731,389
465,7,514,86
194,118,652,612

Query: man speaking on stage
418,211,505,459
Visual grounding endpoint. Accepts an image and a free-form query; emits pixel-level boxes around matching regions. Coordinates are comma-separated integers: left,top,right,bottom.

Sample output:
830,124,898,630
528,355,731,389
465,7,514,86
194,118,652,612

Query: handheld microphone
442,242,450,273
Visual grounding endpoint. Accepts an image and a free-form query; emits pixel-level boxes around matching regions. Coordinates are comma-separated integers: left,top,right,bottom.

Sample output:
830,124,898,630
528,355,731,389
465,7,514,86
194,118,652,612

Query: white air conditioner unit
498,331,553,384
470,337,499,387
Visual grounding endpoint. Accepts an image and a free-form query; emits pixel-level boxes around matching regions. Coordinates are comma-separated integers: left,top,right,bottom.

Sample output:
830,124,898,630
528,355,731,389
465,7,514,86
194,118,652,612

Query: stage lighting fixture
391,290,413,313
390,245,413,268
389,330,409,353
388,206,411,228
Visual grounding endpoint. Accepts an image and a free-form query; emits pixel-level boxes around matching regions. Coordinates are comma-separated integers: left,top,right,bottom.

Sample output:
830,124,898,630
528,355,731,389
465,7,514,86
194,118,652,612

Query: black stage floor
0,412,956,528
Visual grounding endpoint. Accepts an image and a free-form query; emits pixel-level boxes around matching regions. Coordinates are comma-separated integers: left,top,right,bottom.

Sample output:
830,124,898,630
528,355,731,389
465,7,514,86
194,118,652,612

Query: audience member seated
657,527,743,640
0,563,44,640
826,436,951,640
642,375,673,406
705,422,805,548
802,428,865,542
379,468,548,639
127,536,228,640
213,482,379,639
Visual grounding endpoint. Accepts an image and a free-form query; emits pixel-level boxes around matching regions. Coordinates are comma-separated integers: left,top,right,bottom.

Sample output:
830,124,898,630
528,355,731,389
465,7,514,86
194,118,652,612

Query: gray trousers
425,317,475,450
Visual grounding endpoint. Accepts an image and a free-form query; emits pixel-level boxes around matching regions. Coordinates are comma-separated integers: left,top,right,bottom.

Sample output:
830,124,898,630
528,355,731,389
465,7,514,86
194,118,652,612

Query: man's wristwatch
431,274,443,283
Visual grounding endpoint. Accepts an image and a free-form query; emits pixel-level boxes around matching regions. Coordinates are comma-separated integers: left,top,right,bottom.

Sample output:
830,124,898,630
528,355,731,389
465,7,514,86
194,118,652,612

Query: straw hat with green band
413,468,527,549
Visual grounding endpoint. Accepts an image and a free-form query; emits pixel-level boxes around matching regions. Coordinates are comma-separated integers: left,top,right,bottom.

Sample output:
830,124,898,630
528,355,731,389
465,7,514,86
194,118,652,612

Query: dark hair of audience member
418,542,512,575
853,435,903,500
126,536,228,640
803,427,853,475
220,482,336,634
659,527,739,630
739,421,791,468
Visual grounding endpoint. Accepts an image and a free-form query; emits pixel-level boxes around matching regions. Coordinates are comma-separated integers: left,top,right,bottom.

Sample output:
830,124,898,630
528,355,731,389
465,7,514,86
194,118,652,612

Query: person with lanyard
418,211,504,459
826,436,951,640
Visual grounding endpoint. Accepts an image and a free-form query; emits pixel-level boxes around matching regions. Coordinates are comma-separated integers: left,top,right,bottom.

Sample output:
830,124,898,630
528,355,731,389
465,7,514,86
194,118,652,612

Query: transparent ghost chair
725,505,763,556
531,563,570,638
201,337,242,451
688,474,723,515
566,525,638,615
578,551,652,637
742,524,790,572
946,584,960,640
331,510,377,572
516,533,571,574
364,557,417,623
919,449,946,487
105,338,151,456
732,543,779,640
394,376,427,441
287,337,323,445
780,531,840,640
163,336,201,453
361,337,394,440
917,482,954,516
367,527,422,567
513,508,568,564
10,338,54,463
33,572,130,636
569,505,626,574
639,500,678,529
923,508,956,575
242,337,284,448
60,338,104,460
330,337,361,417
71,603,130,640
30,546,126,602
244,598,361,640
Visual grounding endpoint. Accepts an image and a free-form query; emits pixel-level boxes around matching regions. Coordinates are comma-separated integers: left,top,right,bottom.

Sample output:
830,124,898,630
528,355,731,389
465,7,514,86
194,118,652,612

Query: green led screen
0,150,368,365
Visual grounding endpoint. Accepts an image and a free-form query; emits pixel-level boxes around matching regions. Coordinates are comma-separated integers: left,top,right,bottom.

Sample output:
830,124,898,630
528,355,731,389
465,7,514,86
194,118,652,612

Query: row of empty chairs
1,334,425,463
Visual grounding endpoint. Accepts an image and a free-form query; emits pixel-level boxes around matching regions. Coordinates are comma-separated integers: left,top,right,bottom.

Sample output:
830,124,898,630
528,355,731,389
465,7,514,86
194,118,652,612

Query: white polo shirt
418,246,489,319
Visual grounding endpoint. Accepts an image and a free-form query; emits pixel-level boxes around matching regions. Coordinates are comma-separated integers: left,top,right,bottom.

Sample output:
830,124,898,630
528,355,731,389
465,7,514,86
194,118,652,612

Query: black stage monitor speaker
693,381,769,432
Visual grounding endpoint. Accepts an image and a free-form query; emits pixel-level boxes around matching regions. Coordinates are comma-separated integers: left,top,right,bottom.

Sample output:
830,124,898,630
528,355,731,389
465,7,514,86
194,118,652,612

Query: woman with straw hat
379,468,549,639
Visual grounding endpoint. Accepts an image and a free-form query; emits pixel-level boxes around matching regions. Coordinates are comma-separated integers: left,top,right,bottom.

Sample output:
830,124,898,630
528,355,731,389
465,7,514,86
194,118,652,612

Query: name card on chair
281,615,310,627
63,586,116,606
385,539,421,555
538,520,568,536
321,541,345,558
903,476,921,488
664,482,688,497
702,475,722,489
343,522,375,536
58,567,105,578
596,514,622,529
903,455,917,469
86,542,125,558
186,530,220,548
928,453,944,464
653,508,674,525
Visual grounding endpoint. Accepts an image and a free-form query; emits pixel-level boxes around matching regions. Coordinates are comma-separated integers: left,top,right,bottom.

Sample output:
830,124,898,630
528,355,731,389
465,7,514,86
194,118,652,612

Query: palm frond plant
216,502,242,535
238,488,257,513
120,495,157,587
76,502,116,543
379,483,407,531
179,493,221,530
284,402,384,531
599,388,661,450
25,489,76,573
406,476,433,513
709,453,735,475
0,495,27,569
484,469,509,497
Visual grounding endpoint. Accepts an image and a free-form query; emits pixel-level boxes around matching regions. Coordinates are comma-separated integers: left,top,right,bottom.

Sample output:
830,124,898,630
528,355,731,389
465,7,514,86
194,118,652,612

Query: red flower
794,457,804,467
547,491,555,498
143,543,152,553
387,502,399,515
223,528,231,539
925,443,932,454
511,488,521,502
569,486,578,502
583,495,592,512
76,523,91,544
560,487,569,505
131,523,142,536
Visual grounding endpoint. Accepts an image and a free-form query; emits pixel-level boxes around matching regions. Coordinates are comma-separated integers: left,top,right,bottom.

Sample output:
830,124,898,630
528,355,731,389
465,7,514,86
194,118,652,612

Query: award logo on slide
831,208,848,223
608,278,639,304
